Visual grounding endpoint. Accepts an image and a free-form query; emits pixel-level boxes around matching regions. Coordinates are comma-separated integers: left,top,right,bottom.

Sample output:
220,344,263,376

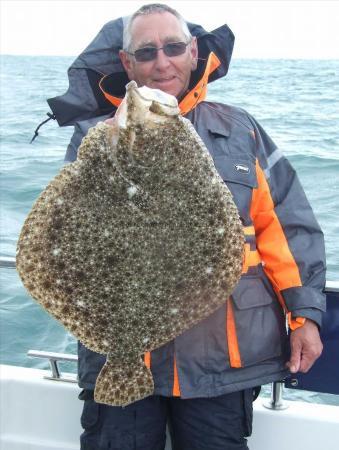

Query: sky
1,0,339,59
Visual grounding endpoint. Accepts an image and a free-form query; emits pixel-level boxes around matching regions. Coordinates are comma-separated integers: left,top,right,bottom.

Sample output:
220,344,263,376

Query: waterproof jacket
48,18,326,397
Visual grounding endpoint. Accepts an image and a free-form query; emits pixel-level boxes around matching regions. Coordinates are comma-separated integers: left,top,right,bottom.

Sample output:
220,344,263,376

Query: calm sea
1,56,338,404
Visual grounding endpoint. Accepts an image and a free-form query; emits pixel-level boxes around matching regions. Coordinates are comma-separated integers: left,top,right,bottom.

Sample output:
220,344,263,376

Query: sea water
1,56,338,404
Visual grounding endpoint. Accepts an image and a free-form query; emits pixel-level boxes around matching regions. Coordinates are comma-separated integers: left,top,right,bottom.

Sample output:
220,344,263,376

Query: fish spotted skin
16,82,244,406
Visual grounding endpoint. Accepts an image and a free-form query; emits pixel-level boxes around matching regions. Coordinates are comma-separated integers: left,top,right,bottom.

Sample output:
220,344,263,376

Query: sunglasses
126,41,190,62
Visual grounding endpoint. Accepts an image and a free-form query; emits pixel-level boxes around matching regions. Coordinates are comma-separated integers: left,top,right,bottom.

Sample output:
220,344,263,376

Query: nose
154,48,171,70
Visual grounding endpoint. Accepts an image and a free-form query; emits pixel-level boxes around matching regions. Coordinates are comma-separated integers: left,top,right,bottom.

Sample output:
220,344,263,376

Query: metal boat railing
28,350,78,383
0,256,16,269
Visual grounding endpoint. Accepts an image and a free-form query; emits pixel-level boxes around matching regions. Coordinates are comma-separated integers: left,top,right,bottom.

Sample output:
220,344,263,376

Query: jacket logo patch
235,164,250,174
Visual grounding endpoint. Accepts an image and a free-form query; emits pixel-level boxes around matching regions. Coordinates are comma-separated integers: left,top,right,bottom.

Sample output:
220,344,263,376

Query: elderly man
52,3,326,449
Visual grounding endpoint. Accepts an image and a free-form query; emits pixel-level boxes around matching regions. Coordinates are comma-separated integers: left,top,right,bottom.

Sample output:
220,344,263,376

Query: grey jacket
48,18,325,397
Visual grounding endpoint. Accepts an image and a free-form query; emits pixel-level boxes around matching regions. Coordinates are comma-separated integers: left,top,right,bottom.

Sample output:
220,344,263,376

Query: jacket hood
47,17,234,127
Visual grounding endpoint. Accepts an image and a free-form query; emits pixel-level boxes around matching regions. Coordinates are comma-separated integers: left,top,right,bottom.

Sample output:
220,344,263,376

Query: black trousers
79,389,254,450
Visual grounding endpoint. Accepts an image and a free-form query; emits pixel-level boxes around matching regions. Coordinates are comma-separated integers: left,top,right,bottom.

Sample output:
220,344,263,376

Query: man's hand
286,319,323,373
105,118,115,125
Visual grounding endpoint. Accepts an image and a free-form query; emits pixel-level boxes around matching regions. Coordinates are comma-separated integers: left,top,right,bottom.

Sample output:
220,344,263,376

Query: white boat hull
1,364,338,450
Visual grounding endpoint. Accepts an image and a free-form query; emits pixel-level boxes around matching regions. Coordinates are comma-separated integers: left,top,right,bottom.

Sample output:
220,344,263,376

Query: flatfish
16,81,244,406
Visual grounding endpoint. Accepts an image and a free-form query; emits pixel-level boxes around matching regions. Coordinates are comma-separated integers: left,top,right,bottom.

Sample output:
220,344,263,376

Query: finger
287,339,302,373
299,345,323,373
299,355,314,373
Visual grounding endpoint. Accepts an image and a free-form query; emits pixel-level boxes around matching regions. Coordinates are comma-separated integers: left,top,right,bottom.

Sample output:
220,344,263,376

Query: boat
0,256,338,450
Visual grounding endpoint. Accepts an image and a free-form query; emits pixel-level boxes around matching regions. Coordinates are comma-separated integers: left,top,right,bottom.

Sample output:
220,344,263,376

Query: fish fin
94,356,154,406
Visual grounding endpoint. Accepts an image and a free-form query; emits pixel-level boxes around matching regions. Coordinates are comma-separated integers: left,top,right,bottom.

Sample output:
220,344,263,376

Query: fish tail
94,356,154,406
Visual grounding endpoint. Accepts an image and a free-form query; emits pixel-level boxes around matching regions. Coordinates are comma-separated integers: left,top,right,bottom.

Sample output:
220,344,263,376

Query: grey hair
122,3,192,52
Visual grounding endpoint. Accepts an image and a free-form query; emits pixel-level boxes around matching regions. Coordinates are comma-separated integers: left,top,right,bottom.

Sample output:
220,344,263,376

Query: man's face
120,12,198,99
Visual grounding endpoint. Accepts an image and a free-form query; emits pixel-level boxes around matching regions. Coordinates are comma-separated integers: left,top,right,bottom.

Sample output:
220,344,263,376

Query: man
51,4,326,449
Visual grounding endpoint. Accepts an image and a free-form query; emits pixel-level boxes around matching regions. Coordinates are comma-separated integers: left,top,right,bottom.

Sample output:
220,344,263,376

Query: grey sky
1,0,339,58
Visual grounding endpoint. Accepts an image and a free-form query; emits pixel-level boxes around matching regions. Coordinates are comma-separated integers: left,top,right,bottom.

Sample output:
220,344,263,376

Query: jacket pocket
227,276,286,367
213,156,257,221
213,156,257,189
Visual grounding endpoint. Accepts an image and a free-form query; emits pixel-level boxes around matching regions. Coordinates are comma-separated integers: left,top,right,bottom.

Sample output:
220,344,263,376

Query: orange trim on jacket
288,313,306,330
179,52,221,115
243,226,255,236
173,354,181,396
144,351,151,369
99,87,122,109
250,160,302,293
250,160,305,330
99,52,221,116
226,298,242,368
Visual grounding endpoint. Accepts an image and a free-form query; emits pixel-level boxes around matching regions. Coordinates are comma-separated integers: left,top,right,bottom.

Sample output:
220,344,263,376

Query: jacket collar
48,19,234,126
99,51,221,115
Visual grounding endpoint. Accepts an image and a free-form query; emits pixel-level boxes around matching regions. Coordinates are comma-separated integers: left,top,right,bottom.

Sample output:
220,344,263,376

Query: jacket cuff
289,308,323,329
282,286,326,312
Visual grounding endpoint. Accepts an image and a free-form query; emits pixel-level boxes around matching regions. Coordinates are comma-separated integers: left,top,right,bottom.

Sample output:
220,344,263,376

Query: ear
190,37,198,71
119,50,134,80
